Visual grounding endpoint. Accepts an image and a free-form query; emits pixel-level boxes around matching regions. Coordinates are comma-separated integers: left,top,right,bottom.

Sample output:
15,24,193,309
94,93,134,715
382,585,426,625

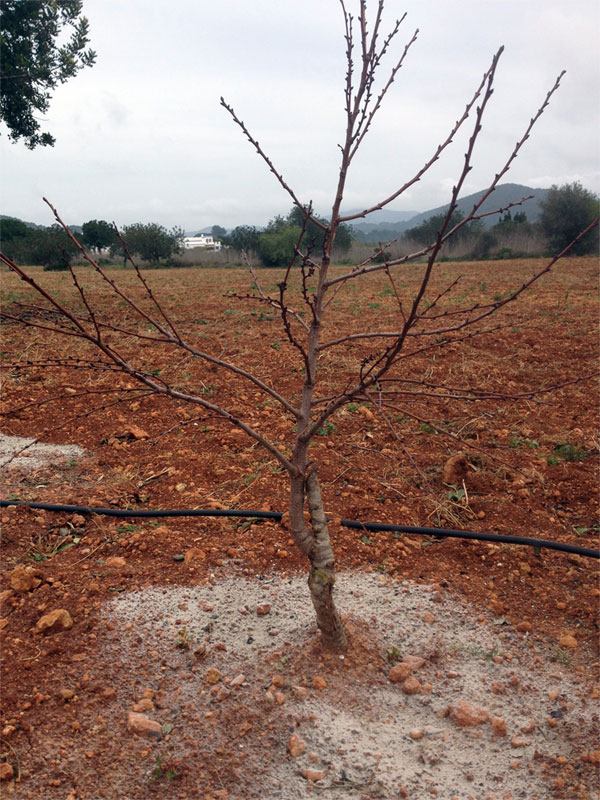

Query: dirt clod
8,565,42,593
288,734,307,758
389,662,412,683
449,699,490,727
33,608,73,634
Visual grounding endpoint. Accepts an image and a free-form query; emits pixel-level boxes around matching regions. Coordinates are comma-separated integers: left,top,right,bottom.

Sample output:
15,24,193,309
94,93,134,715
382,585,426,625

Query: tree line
0,219,185,269
1,182,597,270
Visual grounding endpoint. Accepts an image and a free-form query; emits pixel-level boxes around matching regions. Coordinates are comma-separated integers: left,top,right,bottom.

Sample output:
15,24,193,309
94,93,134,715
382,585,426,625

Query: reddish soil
1,258,598,798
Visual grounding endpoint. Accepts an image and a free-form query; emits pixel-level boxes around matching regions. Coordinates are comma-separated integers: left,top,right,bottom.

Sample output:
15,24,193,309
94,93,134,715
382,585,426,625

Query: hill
0,215,83,235
351,183,549,242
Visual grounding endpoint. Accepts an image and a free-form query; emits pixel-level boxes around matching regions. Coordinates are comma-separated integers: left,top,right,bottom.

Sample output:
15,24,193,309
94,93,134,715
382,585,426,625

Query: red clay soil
0,258,598,798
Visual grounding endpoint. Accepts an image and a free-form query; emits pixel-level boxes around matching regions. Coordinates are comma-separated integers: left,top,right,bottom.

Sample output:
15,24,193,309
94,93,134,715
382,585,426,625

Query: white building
183,234,222,251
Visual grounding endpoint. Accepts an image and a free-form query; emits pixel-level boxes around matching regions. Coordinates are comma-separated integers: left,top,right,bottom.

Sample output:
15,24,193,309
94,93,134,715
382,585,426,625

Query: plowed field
1,258,598,799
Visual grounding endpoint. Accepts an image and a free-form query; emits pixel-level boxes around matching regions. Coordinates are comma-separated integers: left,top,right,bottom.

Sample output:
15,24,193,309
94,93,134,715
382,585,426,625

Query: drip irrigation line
1,499,598,559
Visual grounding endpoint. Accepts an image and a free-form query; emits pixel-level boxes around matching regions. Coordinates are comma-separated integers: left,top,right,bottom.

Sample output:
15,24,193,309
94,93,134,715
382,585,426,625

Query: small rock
127,425,149,440
184,548,206,564
205,668,222,685
582,750,600,764
490,716,507,736
9,565,42,593
230,674,245,687
409,729,425,740
216,687,231,702
275,692,285,705
288,734,307,757
60,689,75,701
312,676,327,691
558,634,577,649
422,612,435,624
516,621,532,633
299,768,327,782
132,698,154,713
511,736,531,748
402,655,426,671
34,608,73,634
126,711,162,739
389,663,412,683
0,589,14,609
402,676,421,695
449,700,489,728
521,719,535,734
104,556,126,569
256,603,271,616
71,653,87,663
292,685,309,699
0,763,14,781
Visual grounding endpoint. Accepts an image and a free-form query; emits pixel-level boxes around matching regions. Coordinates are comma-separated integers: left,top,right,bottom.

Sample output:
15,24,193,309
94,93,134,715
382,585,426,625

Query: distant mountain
0,214,82,234
189,227,216,236
351,183,549,242
1,214,46,231
342,208,419,225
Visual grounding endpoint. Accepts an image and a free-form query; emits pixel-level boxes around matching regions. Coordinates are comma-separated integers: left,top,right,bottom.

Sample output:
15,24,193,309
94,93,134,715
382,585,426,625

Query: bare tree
1,1,597,649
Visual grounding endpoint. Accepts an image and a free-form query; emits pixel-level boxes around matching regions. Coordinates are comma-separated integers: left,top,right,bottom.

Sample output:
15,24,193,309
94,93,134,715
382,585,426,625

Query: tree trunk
289,468,347,651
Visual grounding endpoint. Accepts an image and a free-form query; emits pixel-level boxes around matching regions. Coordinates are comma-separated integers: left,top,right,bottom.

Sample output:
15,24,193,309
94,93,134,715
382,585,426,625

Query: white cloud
2,0,598,230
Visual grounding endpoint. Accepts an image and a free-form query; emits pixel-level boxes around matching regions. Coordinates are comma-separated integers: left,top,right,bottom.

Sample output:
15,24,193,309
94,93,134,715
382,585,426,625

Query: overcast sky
2,0,599,231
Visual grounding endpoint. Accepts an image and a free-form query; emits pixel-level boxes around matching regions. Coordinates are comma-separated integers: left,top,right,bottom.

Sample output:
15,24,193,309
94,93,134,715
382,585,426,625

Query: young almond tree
2,1,597,650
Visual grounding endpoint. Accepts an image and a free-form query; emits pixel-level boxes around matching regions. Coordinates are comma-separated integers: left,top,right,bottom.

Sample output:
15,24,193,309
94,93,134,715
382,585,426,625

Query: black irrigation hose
1,499,598,559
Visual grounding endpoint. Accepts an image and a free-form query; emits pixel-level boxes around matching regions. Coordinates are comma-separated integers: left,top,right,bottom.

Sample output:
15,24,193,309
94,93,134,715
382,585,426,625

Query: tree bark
289,468,347,651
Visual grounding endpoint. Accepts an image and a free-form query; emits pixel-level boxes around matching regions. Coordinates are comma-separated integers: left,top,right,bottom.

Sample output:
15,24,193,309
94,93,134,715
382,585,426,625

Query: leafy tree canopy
81,219,115,252
287,206,353,254
255,207,354,267
0,218,76,266
210,225,227,240
539,182,599,256
258,224,302,267
227,225,260,253
118,223,184,265
1,216,32,243
0,0,96,148
405,209,482,245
